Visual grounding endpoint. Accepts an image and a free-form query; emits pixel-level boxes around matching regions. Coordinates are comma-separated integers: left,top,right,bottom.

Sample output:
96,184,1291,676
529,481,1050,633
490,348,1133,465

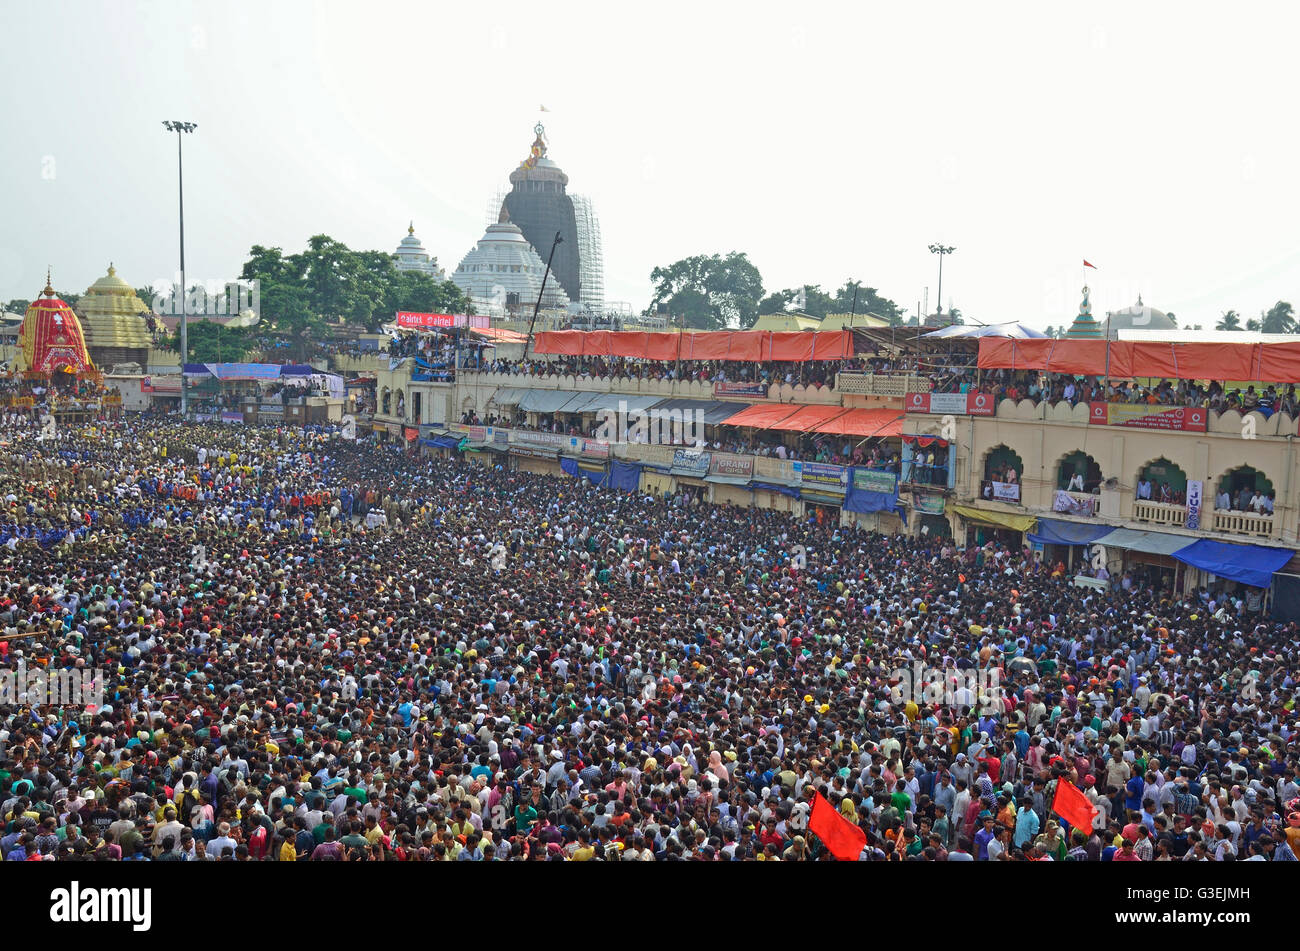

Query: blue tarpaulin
1170,539,1293,589
843,467,906,524
1027,518,1113,547
608,460,642,493
561,458,638,492
752,482,800,498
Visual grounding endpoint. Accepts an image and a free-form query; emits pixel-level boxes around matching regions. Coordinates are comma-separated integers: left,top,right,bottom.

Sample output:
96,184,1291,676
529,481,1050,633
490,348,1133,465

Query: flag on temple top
808,791,866,861
1083,260,1097,269
1052,778,1098,832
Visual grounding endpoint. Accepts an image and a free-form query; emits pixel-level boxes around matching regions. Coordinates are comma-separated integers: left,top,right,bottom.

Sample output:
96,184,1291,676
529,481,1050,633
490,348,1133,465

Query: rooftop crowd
0,415,1296,862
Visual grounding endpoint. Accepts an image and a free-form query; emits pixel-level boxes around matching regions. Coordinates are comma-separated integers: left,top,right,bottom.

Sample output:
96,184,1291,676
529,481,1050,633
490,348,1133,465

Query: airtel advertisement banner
1088,403,1207,432
905,392,996,416
395,312,458,329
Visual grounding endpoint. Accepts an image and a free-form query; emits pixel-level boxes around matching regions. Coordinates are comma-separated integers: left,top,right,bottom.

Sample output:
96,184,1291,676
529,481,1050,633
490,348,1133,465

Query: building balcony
455,371,840,405
1211,508,1275,538
1132,499,1187,527
835,372,931,397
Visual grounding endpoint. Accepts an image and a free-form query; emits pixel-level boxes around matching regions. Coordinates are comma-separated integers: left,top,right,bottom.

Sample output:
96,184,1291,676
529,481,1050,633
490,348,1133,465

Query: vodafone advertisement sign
905,392,930,413
904,391,997,416
1088,403,1207,432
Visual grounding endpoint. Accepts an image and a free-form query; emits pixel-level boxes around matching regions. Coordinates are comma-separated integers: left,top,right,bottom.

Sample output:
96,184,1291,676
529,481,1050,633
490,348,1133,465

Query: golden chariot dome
75,264,155,367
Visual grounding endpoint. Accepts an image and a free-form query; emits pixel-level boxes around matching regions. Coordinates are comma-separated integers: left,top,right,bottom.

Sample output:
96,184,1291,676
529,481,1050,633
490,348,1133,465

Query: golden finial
408,221,414,235
108,262,116,276
43,267,54,297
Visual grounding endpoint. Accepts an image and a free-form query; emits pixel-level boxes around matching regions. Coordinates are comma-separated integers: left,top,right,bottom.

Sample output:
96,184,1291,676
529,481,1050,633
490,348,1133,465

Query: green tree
4,299,30,315
260,282,321,360
1261,301,1295,334
1216,309,1242,331
831,280,905,324
647,252,764,330
1246,316,1261,332
176,320,253,362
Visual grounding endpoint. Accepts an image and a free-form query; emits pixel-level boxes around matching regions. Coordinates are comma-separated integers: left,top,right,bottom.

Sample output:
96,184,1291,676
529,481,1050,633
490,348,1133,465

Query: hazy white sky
4,0,1298,329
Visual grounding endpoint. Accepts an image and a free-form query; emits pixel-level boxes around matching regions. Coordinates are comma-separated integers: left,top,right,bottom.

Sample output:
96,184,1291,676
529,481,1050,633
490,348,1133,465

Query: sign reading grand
1088,402,1207,432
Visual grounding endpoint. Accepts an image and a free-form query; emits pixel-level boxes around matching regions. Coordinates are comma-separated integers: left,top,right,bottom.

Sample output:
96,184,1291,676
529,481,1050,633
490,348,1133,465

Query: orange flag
809,791,866,861
1052,778,1098,832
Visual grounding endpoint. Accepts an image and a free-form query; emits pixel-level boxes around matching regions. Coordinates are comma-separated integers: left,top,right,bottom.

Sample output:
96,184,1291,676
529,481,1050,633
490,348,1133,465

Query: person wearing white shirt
1067,472,1085,492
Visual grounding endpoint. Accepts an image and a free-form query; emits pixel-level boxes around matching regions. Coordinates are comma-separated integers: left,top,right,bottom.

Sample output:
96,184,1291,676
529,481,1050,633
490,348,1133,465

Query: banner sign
511,431,568,452
670,449,712,477
1186,479,1203,530
966,391,996,416
709,453,754,479
395,312,457,329
220,411,244,425
467,426,487,443
581,439,610,460
926,392,968,415
906,391,996,416
1053,490,1095,516
913,491,946,514
1088,402,1207,432
493,428,510,447
713,381,768,399
801,462,849,495
853,468,897,495
991,481,1021,502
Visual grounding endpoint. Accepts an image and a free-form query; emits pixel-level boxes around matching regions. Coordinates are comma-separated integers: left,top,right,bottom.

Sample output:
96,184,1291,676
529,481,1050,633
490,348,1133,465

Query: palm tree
1246,316,1261,332
1216,309,1242,331
1261,301,1296,335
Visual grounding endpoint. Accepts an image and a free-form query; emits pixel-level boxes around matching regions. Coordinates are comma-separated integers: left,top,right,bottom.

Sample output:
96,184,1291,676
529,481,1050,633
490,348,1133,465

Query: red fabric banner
529,330,854,363
809,791,866,861
1051,779,1098,833
979,337,1300,384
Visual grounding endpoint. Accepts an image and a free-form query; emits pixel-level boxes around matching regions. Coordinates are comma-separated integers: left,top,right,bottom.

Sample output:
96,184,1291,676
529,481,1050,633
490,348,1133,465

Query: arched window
1058,451,1102,492
381,387,392,415
982,445,1024,502
1135,457,1187,505
983,445,1024,483
1216,465,1274,512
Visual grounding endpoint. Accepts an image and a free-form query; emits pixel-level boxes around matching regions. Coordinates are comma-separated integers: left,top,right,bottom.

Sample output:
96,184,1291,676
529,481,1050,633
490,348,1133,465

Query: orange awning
718,403,804,428
766,405,852,432
813,408,904,438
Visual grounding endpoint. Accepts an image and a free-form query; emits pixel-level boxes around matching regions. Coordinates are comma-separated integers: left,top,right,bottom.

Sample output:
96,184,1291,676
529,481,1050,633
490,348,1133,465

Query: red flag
1083,259,1097,269
808,791,866,861
1052,779,1097,832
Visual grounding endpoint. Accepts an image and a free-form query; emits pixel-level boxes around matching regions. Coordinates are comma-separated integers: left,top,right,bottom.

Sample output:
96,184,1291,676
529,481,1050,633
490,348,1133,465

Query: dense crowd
0,414,1297,862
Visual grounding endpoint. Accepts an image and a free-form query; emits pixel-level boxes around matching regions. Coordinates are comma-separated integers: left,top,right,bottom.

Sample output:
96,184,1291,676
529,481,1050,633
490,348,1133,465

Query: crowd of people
0,413,1296,863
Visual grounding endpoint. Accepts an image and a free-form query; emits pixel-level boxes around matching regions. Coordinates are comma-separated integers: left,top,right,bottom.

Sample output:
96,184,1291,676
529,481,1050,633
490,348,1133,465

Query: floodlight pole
163,120,197,415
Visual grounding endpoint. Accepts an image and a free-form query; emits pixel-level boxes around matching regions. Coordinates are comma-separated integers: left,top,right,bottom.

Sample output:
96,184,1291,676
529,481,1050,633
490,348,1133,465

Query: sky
3,0,1299,330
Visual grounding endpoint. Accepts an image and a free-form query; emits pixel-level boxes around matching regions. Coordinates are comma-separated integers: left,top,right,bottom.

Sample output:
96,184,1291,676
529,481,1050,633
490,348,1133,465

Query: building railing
835,372,931,397
1132,499,1187,527
1211,508,1275,538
